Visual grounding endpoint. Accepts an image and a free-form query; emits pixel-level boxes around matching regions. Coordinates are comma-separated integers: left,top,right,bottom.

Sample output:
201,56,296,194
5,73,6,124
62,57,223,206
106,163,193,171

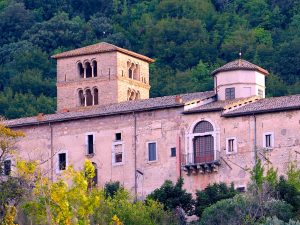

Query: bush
261,217,300,225
104,181,123,198
147,178,194,215
199,194,294,225
195,182,237,217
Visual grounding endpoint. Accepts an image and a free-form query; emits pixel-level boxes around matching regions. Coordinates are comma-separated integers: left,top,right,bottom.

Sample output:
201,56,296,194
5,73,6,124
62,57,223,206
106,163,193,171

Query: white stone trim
56,150,68,174
226,137,237,154
263,132,274,149
112,141,124,166
146,141,158,163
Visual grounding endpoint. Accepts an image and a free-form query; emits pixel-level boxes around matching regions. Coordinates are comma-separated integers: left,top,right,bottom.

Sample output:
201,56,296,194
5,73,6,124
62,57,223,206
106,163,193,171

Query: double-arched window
127,61,140,80
77,60,98,78
78,87,99,107
127,88,140,101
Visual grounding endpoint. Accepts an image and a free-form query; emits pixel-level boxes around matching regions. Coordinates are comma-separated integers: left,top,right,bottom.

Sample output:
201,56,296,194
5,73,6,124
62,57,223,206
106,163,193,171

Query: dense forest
0,0,299,119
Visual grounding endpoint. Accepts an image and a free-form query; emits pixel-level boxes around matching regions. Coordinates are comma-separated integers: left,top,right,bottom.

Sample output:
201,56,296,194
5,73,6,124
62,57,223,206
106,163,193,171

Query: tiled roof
183,94,300,116
223,94,300,117
5,91,215,127
211,59,269,76
51,42,154,63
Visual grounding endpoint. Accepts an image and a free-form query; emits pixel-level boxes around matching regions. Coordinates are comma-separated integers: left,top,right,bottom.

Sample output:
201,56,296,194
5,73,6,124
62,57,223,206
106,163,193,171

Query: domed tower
52,42,154,112
211,59,269,101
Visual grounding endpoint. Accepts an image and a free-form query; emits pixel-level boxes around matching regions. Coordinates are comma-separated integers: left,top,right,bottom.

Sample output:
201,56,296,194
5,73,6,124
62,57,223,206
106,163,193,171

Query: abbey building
5,42,300,196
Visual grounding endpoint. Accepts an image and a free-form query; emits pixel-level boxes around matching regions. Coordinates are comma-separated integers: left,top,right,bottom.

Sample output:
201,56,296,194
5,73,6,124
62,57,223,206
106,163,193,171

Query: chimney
175,95,183,104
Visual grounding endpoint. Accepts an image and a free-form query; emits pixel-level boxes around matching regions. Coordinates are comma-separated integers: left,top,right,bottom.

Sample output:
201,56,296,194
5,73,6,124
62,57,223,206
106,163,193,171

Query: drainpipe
49,123,54,182
253,114,257,166
133,112,137,201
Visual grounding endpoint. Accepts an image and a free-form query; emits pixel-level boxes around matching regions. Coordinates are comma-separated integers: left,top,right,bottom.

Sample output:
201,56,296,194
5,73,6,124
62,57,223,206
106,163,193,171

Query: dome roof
211,59,269,76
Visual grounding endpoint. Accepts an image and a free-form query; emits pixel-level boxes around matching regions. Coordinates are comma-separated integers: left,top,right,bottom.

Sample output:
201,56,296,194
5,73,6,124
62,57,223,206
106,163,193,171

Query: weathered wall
12,108,300,197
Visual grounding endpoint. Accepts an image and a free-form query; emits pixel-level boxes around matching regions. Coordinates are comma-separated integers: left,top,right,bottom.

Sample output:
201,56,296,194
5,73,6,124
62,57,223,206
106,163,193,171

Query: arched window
86,89,93,106
85,62,92,78
92,60,97,77
93,88,98,105
136,91,140,100
193,121,214,164
78,62,84,78
78,90,85,106
129,68,133,79
133,64,139,80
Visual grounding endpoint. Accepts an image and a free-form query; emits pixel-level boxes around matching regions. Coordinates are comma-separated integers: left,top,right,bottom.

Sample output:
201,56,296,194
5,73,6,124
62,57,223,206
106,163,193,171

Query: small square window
236,186,246,193
58,153,66,171
225,88,235,100
115,153,123,163
148,142,157,161
171,147,176,157
115,133,122,141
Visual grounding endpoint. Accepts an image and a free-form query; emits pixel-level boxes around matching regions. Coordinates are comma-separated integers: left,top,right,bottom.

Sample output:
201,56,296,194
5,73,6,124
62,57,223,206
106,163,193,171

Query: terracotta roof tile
51,42,154,63
5,91,215,127
223,94,300,116
211,59,269,76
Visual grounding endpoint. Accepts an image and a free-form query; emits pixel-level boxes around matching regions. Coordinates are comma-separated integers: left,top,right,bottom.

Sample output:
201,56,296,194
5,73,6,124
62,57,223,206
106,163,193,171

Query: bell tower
52,42,154,112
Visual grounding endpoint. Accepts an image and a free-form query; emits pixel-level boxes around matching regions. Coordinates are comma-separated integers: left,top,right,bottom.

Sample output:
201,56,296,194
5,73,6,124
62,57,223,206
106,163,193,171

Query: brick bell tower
52,42,154,112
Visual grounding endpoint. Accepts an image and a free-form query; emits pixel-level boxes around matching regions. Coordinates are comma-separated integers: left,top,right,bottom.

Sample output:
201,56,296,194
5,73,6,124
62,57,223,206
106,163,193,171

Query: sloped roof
51,42,154,63
183,94,300,116
211,59,269,76
6,91,215,127
223,94,300,117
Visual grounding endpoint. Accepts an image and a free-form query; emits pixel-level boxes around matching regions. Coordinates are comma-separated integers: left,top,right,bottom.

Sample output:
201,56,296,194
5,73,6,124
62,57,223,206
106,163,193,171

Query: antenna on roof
239,48,242,59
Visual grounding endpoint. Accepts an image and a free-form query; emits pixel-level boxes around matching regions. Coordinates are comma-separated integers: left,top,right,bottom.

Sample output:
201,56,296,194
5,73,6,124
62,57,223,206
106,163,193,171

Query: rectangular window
4,160,11,176
225,88,235,100
113,143,123,165
87,134,94,155
263,132,274,149
115,133,122,141
226,137,237,154
171,147,176,157
148,142,157,161
58,153,66,171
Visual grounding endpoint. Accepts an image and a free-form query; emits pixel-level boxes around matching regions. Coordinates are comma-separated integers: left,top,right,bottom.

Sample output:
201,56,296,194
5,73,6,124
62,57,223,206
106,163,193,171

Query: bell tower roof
211,59,269,76
52,42,154,63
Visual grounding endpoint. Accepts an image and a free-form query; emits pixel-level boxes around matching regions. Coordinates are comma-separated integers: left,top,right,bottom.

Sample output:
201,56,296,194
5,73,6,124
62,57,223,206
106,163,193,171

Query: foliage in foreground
147,178,194,215
20,160,175,225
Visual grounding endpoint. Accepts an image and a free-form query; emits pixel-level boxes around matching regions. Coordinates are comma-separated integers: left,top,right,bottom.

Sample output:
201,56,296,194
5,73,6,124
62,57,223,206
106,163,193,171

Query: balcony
181,151,221,174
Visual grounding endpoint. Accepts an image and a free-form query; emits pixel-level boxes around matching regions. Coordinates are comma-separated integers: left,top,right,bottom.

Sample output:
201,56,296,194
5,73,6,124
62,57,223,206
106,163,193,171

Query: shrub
147,178,194,215
195,182,237,217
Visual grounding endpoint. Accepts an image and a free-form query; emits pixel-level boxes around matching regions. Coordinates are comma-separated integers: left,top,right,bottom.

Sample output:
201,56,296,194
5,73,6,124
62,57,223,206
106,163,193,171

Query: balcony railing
181,151,221,174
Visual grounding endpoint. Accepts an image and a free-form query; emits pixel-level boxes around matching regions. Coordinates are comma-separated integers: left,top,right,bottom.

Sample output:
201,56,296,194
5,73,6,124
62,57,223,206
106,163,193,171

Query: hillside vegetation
0,0,299,119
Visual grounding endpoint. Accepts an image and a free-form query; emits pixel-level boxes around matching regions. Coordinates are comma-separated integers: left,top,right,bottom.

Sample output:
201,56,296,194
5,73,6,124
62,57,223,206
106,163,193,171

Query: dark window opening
87,135,94,155
59,153,66,171
228,139,235,152
93,88,98,105
4,160,11,176
92,61,97,77
225,88,235,100
78,62,84,78
86,89,93,106
129,68,133,79
79,90,85,106
148,142,157,161
171,147,176,157
265,134,272,147
115,133,122,141
85,62,92,78
115,153,123,163
237,187,246,193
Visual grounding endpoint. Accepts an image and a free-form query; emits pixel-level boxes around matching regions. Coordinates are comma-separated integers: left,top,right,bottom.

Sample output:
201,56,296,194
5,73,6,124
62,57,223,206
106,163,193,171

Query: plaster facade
5,43,300,197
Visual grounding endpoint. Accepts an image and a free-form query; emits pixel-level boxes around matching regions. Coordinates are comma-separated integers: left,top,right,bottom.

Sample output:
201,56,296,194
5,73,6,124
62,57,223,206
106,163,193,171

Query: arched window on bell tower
78,62,84,78
85,62,92,78
86,89,93,106
78,89,85,106
92,60,97,77
93,88,99,105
